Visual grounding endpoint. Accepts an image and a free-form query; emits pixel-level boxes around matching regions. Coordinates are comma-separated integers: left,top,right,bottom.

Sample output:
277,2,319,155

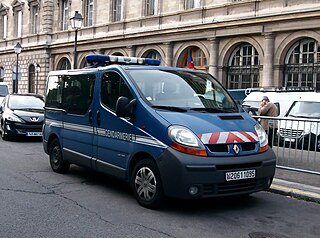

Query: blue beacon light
85,54,161,66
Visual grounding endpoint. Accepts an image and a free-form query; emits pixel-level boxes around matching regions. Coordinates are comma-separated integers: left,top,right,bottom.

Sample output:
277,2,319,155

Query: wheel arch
128,151,156,182
47,133,59,151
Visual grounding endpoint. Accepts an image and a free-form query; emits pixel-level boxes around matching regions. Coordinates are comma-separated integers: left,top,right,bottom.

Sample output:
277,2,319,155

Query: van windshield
287,101,320,119
127,69,238,113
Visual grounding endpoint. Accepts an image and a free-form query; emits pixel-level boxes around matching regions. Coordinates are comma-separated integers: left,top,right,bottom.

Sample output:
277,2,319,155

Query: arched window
284,38,320,91
179,47,207,70
0,66,4,82
112,52,124,56
227,44,260,89
143,50,163,65
28,64,35,93
57,58,71,70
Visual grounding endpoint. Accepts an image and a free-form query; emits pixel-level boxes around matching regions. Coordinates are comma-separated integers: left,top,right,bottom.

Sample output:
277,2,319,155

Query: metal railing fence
252,115,320,175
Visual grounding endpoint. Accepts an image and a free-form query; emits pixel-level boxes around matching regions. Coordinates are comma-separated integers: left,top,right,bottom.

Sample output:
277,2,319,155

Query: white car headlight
255,123,268,150
6,113,23,123
168,125,207,156
168,125,202,147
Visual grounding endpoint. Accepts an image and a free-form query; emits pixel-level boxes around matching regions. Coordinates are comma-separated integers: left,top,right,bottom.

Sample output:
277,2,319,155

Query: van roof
293,92,320,102
245,86,315,95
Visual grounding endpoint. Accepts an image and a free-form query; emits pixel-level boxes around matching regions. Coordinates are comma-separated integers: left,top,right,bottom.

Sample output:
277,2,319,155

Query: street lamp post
70,11,83,69
13,42,22,94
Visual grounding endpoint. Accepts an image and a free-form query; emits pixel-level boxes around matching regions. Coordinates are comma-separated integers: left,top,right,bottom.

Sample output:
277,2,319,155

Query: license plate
225,169,255,181
285,138,295,142
26,132,42,136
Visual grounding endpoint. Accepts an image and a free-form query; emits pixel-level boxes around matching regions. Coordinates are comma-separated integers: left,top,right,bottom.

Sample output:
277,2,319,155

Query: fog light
188,186,199,196
6,125,11,131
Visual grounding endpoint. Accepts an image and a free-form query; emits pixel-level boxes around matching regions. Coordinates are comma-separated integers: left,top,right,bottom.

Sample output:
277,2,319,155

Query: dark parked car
0,94,44,140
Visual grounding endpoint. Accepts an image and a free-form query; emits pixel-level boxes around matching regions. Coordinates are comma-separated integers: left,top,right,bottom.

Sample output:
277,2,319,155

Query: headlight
168,125,207,156
6,113,23,123
255,123,268,152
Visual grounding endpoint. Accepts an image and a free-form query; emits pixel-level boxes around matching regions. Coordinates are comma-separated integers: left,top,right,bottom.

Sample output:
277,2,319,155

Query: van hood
155,110,257,134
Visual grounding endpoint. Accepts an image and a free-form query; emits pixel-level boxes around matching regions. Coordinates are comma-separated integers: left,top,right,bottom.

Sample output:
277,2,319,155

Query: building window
16,11,22,37
0,4,9,40
144,50,162,65
57,58,71,70
28,64,36,93
0,14,8,40
284,38,320,91
184,0,200,10
84,0,94,26
30,5,39,34
12,0,25,38
61,0,69,30
112,0,123,22
0,66,4,82
180,47,207,70
145,0,157,16
227,44,260,89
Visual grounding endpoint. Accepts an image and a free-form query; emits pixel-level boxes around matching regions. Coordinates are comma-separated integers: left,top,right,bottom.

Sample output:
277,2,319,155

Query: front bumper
4,121,43,138
278,133,318,149
157,147,276,199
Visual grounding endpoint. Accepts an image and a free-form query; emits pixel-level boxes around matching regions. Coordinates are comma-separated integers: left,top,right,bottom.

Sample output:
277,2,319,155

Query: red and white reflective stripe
198,131,258,144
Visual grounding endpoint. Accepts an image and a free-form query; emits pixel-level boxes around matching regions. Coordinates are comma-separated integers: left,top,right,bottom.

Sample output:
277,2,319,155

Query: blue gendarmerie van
43,54,276,209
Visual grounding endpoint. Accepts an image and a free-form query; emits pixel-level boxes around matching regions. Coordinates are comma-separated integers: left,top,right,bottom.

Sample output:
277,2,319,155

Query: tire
317,137,320,152
49,138,70,173
131,159,165,209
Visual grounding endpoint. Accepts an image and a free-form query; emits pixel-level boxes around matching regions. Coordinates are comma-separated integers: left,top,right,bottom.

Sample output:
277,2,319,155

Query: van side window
101,71,133,111
46,74,95,114
62,74,95,115
46,75,63,108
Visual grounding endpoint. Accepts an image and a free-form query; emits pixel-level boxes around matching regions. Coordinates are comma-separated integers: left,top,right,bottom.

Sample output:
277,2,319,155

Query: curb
270,178,320,203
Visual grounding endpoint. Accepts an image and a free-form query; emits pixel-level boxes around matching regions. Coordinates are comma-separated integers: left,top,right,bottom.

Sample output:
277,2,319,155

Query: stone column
262,33,275,87
127,46,136,57
163,42,173,66
208,37,219,79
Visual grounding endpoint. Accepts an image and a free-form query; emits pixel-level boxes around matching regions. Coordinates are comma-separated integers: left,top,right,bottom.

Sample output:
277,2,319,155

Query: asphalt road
0,138,319,238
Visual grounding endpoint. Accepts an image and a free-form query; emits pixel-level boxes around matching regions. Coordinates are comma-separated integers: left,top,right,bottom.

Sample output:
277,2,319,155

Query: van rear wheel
131,159,165,209
49,138,70,173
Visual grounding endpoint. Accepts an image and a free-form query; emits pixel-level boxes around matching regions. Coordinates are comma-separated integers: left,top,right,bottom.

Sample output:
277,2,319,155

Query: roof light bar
85,54,161,66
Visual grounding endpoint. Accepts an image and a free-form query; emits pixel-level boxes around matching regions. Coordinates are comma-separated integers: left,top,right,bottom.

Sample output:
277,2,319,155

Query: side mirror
116,96,136,119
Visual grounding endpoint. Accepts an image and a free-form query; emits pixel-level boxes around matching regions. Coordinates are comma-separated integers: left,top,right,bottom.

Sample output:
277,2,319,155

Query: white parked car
278,93,320,151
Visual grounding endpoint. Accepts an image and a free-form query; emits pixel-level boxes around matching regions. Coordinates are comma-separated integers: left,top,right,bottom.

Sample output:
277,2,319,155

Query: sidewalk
270,167,320,203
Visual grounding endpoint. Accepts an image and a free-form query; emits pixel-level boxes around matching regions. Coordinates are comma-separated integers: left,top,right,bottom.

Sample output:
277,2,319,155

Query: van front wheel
131,159,165,209
49,138,70,173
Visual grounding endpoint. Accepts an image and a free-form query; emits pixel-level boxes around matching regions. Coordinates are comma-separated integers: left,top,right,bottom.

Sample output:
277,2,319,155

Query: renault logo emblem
233,144,240,154
30,117,39,122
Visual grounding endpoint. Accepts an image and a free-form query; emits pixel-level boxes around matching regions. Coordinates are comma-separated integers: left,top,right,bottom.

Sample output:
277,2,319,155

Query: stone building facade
0,0,320,95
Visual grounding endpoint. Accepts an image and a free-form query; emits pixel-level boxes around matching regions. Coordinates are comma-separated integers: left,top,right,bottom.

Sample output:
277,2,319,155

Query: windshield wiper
189,107,233,113
152,105,188,112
